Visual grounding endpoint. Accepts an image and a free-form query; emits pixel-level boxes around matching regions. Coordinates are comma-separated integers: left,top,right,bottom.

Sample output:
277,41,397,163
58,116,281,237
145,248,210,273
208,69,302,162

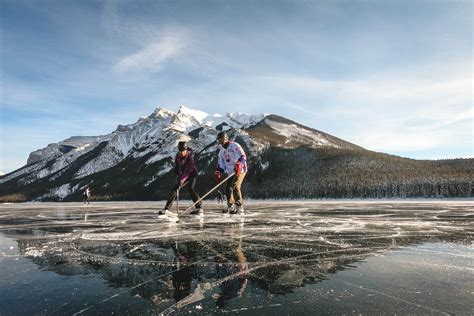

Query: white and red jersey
217,141,247,174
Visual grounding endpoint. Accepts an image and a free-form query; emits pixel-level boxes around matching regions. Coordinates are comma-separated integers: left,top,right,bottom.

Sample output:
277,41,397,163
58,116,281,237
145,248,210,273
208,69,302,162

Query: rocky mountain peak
150,107,175,119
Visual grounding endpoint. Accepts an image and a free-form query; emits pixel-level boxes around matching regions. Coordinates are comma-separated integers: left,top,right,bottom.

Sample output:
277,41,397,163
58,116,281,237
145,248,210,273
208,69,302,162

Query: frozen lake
0,201,472,315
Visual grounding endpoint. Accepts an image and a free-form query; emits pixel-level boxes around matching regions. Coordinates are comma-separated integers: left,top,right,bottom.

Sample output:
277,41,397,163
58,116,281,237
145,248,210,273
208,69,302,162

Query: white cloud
114,34,187,75
323,69,472,153
2,1,471,164
352,120,468,153
189,60,471,155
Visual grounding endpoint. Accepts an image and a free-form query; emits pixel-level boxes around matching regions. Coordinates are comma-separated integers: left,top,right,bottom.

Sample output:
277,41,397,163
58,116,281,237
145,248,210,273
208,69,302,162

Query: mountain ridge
0,106,472,202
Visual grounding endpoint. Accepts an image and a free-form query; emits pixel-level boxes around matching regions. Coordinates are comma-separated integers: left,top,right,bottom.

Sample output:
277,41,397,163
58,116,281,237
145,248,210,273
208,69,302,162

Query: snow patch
260,161,270,171
74,146,122,179
74,144,92,152
177,105,209,124
151,107,175,119
266,119,337,148
1,159,50,184
49,183,72,200
146,153,169,165
157,162,173,176
226,112,267,128
144,161,173,187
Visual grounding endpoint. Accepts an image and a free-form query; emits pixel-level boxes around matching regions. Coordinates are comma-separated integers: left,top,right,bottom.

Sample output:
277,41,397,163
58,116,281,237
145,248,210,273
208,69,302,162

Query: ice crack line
71,246,246,315
339,280,451,315
158,247,387,315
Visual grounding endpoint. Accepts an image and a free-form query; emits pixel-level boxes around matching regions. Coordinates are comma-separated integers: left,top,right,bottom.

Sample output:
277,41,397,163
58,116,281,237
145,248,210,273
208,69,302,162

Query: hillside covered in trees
245,147,472,199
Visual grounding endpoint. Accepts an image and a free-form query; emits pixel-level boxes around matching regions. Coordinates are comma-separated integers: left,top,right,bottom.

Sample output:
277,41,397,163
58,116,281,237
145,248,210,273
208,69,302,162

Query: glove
234,162,243,175
214,171,222,183
177,176,187,186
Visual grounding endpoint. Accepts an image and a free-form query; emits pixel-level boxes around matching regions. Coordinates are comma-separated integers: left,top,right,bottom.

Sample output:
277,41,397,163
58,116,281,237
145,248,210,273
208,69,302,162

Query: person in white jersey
214,131,247,214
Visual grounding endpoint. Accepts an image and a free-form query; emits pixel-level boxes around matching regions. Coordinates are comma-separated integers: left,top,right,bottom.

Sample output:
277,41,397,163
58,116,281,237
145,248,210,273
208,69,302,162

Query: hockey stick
181,172,235,215
176,186,179,215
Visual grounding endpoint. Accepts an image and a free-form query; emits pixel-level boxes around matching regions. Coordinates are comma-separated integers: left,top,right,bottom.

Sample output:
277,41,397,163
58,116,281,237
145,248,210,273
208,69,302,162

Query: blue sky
1,0,472,174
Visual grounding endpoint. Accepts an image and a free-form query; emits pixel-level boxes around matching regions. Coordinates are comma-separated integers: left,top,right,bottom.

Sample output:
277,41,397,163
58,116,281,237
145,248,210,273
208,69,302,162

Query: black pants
165,174,202,210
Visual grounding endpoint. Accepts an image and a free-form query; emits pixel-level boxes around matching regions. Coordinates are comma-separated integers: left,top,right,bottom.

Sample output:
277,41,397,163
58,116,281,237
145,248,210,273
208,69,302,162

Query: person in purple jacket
159,141,203,215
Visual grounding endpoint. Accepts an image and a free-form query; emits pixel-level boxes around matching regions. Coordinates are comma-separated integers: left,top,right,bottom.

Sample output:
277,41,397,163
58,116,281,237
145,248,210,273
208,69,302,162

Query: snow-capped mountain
0,106,471,202
0,106,351,186
1,106,265,184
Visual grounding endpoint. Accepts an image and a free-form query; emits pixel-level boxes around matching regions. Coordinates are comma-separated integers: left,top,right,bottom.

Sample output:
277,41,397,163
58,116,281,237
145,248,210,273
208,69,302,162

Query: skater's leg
232,173,246,207
164,183,180,210
187,175,202,208
226,175,236,207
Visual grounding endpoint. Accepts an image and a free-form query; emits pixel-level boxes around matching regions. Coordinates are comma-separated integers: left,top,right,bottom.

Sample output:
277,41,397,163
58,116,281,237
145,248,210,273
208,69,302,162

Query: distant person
159,141,203,215
214,132,247,214
83,187,91,205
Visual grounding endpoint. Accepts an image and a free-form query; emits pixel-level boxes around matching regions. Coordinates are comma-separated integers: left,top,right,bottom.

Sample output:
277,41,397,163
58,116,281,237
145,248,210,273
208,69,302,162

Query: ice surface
0,200,472,315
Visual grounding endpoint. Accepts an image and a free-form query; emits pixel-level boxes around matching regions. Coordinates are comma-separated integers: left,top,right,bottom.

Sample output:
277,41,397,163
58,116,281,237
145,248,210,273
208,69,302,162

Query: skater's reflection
172,241,197,302
215,220,248,308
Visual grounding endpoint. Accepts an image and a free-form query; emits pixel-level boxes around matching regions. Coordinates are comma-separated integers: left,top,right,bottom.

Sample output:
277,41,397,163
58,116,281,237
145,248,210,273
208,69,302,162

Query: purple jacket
175,148,198,184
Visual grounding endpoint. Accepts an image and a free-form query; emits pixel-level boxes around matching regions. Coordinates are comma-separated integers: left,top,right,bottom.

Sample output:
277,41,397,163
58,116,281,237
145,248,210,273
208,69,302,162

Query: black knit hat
177,141,187,151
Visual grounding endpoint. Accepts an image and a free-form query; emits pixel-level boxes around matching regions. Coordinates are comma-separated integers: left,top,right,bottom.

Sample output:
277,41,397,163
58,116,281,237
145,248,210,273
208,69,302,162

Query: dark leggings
165,174,202,210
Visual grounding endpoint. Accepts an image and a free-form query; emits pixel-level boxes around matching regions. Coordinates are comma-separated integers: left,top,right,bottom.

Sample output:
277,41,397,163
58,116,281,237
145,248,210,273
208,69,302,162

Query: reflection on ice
0,201,472,315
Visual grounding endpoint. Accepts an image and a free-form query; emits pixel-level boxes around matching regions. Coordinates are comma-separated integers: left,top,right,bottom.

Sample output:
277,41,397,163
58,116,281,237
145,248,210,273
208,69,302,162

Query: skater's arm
234,143,247,173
